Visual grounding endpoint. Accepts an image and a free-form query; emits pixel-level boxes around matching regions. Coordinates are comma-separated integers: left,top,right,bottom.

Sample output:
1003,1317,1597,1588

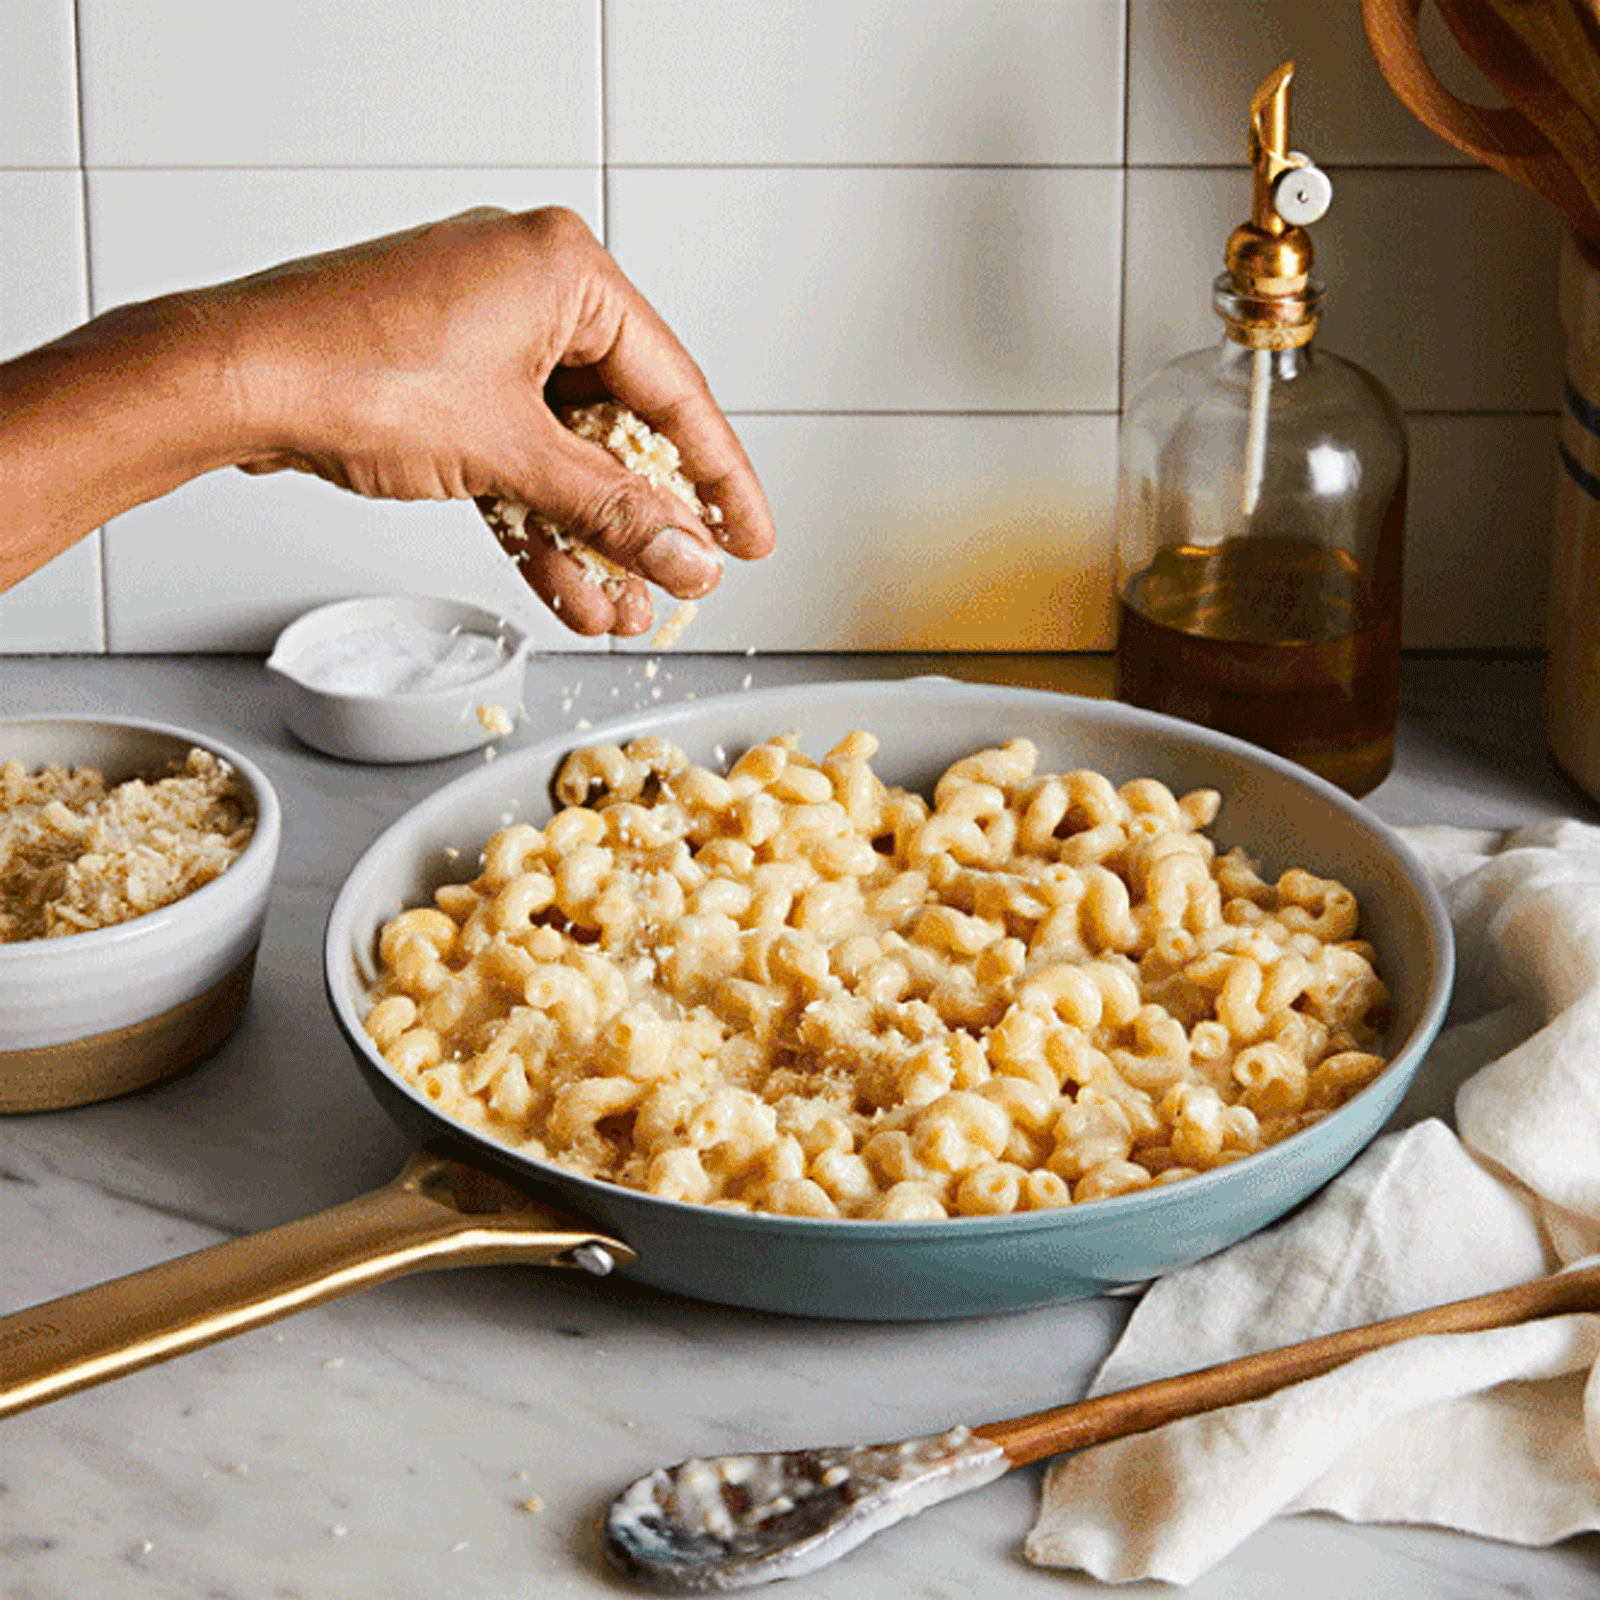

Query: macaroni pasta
363,732,1390,1219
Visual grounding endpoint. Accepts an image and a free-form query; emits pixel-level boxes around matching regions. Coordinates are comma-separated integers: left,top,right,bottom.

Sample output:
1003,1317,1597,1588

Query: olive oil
1115,533,1401,796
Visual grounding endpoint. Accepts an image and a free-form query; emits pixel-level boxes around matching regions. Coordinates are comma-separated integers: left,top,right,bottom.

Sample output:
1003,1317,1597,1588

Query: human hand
201,206,774,635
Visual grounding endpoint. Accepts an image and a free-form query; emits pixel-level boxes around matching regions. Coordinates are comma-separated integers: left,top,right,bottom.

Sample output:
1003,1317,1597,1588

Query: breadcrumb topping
481,403,721,637
0,748,256,941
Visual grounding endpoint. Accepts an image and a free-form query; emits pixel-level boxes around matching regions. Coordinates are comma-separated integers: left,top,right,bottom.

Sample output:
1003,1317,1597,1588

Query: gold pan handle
0,1151,636,1419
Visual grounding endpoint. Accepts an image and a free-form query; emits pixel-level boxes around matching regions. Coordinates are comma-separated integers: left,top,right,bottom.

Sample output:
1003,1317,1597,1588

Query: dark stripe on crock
1560,441,1600,502
1566,375,1600,442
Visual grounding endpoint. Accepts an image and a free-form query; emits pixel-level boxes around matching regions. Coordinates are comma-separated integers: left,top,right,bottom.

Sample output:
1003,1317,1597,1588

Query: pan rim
323,677,1455,1242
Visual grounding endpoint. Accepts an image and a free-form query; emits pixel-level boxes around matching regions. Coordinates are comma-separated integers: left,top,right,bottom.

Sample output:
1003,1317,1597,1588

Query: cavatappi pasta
362,733,1390,1219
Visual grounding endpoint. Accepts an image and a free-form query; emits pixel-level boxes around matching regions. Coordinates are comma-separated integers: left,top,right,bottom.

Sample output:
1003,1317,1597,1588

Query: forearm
0,207,773,632
0,296,247,592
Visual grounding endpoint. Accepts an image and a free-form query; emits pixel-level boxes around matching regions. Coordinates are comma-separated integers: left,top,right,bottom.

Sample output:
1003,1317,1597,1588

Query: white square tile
78,0,600,168
1129,0,1492,166
0,540,105,654
606,0,1124,165
1123,167,1566,414
609,168,1123,413
615,413,1118,652
101,468,604,655
1404,414,1557,649
0,0,79,166
86,168,602,311
0,170,88,358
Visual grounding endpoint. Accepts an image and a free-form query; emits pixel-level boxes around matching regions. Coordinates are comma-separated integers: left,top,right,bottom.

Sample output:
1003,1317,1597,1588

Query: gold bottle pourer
1217,62,1332,349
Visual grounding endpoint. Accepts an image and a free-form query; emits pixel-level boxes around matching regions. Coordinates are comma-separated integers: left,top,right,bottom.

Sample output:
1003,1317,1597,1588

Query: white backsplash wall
0,0,1566,656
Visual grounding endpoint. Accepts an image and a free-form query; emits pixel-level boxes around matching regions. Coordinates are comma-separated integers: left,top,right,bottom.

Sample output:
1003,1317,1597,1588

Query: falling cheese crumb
651,601,699,652
476,703,514,738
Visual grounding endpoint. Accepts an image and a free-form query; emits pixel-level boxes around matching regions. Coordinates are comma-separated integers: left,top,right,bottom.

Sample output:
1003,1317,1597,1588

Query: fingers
630,385,776,563
533,212,776,564
478,494,654,637
519,410,727,585
594,325,776,563
541,365,773,563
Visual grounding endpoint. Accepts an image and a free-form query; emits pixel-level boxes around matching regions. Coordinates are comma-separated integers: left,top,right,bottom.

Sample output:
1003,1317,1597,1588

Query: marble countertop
4,650,1599,1600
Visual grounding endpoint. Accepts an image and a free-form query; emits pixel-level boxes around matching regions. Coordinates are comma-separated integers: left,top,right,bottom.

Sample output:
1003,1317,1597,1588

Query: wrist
149,288,280,470
53,291,260,477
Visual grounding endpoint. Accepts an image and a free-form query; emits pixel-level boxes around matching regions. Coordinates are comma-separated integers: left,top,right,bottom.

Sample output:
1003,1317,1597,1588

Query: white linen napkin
1026,819,1600,1585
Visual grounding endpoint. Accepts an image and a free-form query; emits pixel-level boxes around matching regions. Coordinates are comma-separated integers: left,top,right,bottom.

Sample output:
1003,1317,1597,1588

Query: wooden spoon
1364,0,1600,248
1482,0,1600,137
1439,0,1600,237
606,1259,1600,1591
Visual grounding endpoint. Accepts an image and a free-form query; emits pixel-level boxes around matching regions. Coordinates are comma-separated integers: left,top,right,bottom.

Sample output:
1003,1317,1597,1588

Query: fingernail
613,586,654,636
638,527,723,596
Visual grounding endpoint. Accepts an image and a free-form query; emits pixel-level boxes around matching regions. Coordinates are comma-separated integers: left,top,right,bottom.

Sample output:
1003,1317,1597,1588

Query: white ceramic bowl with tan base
0,717,281,1113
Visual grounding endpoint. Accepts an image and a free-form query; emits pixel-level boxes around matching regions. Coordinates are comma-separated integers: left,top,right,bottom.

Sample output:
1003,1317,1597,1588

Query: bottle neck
1212,274,1324,356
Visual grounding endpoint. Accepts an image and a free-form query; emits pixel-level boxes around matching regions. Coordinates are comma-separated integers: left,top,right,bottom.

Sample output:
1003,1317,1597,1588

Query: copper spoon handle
977,1260,1600,1466
0,1151,634,1420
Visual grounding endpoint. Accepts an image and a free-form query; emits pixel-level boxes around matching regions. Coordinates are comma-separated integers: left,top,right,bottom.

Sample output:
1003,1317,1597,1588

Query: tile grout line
598,0,617,661
1109,0,1133,651
56,161,1486,175
1116,0,1131,421
68,0,111,654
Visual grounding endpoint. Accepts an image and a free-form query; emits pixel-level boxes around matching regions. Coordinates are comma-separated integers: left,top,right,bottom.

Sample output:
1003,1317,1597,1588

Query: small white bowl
267,595,531,764
0,717,281,1112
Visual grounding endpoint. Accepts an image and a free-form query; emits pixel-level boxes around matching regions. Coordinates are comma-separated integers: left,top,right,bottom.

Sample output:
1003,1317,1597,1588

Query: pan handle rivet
569,1243,616,1277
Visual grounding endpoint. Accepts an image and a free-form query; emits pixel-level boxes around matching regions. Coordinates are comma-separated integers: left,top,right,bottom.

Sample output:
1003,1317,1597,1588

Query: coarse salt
284,621,506,697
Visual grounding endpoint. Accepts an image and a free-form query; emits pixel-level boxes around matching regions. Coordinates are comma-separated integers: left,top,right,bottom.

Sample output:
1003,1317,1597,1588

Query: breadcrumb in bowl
0,717,282,1113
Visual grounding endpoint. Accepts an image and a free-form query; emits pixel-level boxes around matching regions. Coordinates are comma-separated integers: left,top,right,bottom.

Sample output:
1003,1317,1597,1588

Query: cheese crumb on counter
475,703,514,738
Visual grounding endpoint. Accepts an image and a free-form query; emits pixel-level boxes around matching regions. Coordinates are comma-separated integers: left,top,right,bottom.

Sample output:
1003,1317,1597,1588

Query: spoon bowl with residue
604,1260,1600,1590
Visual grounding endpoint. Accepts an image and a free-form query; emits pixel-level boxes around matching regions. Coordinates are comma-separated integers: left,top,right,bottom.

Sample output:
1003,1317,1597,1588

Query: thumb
513,417,726,601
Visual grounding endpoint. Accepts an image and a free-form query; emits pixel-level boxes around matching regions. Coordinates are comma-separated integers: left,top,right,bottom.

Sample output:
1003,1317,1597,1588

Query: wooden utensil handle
978,1261,1600,1467
0,1152,633,1420
1363,0,1556,162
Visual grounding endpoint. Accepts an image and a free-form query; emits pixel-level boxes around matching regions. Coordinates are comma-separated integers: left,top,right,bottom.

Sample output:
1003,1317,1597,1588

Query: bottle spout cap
1219,61,1329,348
1247,63,1332,234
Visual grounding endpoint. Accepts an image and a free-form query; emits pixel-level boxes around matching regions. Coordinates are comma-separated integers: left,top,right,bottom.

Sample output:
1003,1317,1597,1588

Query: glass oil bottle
1113,62,1407,797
